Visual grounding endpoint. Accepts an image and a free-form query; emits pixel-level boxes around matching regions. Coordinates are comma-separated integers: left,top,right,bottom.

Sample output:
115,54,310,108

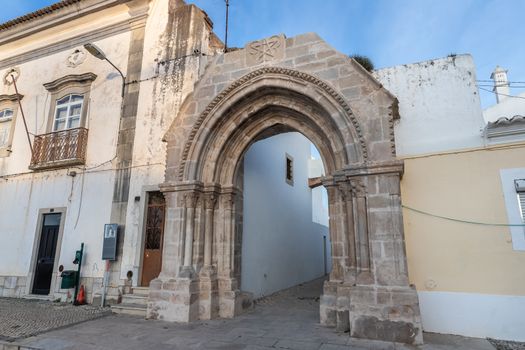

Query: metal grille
145,192,165,250
30,127,88,170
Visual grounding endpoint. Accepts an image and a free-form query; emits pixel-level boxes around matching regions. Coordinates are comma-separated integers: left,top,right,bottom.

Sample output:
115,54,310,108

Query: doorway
141,191,166,286
32,213,61,295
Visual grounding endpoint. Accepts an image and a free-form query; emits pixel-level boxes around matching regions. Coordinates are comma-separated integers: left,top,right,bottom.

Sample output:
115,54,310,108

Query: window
29,73,96,170
285,153,294,186
516,179,525,222
0,94,21,157
43,73,96,133
0,108,13,147
53,94,84,131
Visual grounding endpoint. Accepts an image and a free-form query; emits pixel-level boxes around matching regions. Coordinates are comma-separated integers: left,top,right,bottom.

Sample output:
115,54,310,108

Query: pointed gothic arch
150,35,423,345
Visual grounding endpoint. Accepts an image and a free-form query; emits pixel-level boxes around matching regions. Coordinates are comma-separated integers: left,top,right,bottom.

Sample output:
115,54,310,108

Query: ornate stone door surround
148,34,423,344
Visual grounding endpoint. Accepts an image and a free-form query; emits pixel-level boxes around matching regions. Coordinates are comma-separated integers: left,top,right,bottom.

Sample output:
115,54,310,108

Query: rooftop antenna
224,0,230,52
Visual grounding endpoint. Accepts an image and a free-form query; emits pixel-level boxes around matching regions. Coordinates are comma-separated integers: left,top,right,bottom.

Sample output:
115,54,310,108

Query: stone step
111,303,147,317
121,294,148,306
131,287,150,296
22,294,53,301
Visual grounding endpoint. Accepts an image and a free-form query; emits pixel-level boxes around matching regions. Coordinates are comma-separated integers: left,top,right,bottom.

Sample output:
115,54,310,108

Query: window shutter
518,192,525,223
516,179,525,222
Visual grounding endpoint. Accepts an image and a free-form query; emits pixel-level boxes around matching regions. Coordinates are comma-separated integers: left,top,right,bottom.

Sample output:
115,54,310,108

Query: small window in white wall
516,179,525,222
285,153,294,186
0,108,14,147
500,169,525,251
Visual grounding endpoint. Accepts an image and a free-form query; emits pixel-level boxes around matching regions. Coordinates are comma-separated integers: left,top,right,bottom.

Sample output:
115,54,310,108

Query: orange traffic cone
76,285,86,305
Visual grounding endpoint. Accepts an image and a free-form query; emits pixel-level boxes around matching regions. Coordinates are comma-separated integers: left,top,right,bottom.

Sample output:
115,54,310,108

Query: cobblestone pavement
488,338,525,350
0,297,110,342
4,280,505,350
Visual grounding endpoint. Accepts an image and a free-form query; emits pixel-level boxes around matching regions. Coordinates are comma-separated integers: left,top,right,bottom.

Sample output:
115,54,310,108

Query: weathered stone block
285,45,310,60
316,50,336,60
316,68,339,80
352,316,421,344
336,310,350,333
294,32,322,45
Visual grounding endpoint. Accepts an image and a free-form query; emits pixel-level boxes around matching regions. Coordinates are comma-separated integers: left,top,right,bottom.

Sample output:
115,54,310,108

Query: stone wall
0,276,27,298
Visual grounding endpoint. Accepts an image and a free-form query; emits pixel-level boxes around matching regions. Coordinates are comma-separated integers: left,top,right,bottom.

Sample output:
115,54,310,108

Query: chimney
490,66,510,103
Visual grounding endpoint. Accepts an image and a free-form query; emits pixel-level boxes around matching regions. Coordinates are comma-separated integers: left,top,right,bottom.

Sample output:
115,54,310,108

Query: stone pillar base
146,277,200,322
349,285,423,345
320,280,351,330
320,282,423,345
218,290,243,318
199,269,219,320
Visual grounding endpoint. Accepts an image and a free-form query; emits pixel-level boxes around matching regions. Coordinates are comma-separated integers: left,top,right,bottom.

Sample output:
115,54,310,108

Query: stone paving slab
0,280,506,350
0,297,110,342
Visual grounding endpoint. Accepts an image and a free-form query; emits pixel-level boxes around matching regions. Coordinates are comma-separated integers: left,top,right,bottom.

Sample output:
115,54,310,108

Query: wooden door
141,192,165,286
33,213,61,295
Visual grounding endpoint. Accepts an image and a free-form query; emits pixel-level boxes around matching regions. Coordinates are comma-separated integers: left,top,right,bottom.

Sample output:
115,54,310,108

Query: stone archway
149,34,423,344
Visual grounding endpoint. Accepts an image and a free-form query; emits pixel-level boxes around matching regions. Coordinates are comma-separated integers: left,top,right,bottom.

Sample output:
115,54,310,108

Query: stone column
147,183,201,322
217,189,242,318
158,191,185,278
180,191,198,277
203,193,217,270
345,162,423,345
350,178,373,284
320,181,355,330
199,191,219,319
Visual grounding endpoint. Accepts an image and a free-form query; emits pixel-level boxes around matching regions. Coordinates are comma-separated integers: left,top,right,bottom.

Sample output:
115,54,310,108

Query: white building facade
0,0,524,343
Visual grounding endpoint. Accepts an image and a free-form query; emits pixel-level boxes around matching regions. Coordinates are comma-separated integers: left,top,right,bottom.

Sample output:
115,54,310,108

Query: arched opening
154,67,422,344
240,131,331,304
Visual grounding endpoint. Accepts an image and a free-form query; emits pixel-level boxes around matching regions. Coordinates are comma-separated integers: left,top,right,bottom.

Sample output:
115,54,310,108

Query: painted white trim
500,168,525,251
418,291,525,341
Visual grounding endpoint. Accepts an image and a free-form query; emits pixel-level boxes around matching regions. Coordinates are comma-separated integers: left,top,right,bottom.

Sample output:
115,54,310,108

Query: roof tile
0,0,83,32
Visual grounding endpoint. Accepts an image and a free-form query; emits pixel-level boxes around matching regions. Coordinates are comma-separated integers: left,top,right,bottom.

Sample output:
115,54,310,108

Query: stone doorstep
131,287,150,297
111,303,147,317
20,295,53,301
121,294,147,306
110,286,149,317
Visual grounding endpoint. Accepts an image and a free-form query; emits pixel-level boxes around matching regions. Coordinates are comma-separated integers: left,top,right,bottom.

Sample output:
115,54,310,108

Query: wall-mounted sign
102,224,118,260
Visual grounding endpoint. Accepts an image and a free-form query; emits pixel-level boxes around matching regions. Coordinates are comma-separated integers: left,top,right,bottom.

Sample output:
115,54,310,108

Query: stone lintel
0,93,23,102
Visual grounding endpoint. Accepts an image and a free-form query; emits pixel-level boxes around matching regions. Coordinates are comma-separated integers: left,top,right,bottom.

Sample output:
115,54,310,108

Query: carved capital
204,192,218,209
184,191,199,208
350,179,367,197
220,192,236,207
337,182,353,201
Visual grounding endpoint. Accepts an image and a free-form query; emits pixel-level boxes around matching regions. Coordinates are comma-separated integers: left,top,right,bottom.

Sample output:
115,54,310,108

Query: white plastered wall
241,132,329,299
374,54,486,157
375,55,525,341
0,6,131,296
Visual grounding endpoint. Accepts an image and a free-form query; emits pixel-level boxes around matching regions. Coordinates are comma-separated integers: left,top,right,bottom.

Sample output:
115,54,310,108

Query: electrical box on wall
102,223,118,260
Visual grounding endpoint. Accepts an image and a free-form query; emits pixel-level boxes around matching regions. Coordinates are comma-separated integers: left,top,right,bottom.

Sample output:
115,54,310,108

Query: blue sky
2,0,524,108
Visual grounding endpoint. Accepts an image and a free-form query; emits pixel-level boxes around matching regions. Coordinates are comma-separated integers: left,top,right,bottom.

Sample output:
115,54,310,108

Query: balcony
29,127,88,170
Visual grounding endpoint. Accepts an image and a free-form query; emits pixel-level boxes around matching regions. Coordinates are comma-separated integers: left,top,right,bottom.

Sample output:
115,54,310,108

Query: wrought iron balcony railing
29,127,88,170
